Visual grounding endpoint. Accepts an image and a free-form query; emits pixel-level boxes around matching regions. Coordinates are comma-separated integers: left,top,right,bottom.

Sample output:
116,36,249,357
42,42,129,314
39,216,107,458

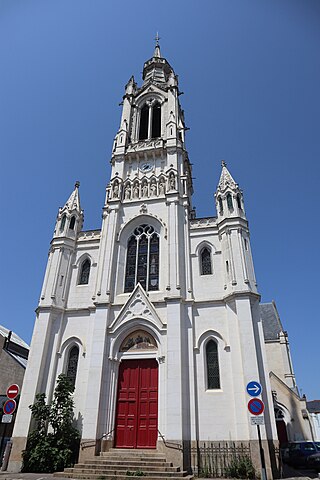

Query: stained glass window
79,259,90,285
66,346,79,388
124,224,159,293
201,248,212,275
206,340,220,389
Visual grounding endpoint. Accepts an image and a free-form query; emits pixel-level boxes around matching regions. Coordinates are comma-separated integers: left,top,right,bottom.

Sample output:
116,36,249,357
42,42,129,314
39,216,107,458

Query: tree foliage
22,374,80,473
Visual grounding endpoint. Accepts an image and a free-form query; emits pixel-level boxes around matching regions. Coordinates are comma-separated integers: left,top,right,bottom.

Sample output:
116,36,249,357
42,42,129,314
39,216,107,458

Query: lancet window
60,214,66,232
227,193,233,211
206,340,220,389
138,101,162,140
79,259,91,285
124,224,159,293
200,247,212,275
69,216,76,230
66,345,79,388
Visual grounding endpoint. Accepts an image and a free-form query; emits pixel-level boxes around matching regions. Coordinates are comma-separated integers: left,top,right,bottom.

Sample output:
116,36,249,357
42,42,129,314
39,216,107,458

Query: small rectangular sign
1,414,13,424
251,415,264,425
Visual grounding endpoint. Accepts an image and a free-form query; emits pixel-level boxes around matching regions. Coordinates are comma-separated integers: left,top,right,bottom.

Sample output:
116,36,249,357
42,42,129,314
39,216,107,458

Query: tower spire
154,32,161,58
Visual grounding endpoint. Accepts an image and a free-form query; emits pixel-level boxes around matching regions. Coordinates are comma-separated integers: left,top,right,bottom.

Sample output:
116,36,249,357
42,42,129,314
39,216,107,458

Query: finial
75,181,80,189
154,32,161,58
221,160,227,167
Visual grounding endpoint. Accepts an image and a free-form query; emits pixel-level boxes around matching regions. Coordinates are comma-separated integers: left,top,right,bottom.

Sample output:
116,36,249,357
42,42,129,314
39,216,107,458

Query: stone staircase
54,448,193,480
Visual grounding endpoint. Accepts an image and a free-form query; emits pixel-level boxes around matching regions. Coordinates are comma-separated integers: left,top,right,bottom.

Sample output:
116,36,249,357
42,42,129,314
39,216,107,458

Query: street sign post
246,381,262,397
6,384,19,399
248,398,264,416
3,399,16,415
246,382,266,480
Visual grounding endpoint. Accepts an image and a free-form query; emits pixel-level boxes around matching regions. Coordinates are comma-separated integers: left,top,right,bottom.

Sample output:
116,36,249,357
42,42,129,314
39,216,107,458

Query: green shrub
225,455,255,479
22,374,80,473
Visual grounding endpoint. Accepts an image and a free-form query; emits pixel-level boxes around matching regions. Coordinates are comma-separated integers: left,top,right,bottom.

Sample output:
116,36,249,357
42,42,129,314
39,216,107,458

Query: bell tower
93,39,194,304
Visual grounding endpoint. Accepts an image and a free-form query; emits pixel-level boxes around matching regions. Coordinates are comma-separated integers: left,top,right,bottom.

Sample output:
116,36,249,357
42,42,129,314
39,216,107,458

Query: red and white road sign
6,384,20,399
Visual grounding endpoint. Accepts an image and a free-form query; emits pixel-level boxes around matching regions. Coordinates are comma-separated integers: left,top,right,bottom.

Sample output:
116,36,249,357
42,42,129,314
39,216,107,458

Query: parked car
306,452,320,472
287,441,319,468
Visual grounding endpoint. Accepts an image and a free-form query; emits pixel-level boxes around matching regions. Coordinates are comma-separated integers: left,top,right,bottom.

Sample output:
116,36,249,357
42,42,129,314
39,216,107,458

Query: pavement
0,464,319,480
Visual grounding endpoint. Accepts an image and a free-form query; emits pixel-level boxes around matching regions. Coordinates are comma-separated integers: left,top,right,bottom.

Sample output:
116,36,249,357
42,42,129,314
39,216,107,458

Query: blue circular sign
3,399,16,415
246,381,262,397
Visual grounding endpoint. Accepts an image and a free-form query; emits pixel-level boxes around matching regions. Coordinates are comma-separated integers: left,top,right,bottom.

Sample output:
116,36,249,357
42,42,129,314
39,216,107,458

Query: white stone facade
10,44,280,473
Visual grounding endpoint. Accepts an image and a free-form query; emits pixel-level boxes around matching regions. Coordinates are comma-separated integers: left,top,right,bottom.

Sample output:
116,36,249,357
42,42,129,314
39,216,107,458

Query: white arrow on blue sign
246,381,262,397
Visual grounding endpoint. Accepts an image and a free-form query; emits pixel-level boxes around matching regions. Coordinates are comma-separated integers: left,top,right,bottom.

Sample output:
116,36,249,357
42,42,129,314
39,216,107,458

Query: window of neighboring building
206,340,220,389
124,224,159,293
79,259,90,285
200,247,212,275
66,345,79,388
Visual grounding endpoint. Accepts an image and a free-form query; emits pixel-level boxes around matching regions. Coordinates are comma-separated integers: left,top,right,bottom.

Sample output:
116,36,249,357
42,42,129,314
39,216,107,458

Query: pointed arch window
236,194,242,210
139,105,149,140
206,340,220,389
60,214,66,232
69,216,76,230
138,101,162,141
218,197,223,215
151,102,161,138
227,193,233,211
79,259,90,285
200,247,212,275
124,224,159,293
66,345,79,388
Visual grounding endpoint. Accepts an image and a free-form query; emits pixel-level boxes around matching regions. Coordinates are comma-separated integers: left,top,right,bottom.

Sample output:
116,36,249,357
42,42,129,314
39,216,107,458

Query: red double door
115,359,158,449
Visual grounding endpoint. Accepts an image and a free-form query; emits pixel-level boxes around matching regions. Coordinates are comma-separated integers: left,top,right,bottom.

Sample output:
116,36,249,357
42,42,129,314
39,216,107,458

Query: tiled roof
307,400,320,413
260,302,284,341
0,324,29,350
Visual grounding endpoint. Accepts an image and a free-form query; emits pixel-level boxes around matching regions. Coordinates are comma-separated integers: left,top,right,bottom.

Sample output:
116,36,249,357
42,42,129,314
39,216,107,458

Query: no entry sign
6,384,19,399
248,398,264,416
3,399,16,415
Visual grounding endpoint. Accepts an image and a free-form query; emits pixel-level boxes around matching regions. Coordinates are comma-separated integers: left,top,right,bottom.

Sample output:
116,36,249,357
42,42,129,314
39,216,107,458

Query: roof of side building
260,302,284,341
0,324,29,350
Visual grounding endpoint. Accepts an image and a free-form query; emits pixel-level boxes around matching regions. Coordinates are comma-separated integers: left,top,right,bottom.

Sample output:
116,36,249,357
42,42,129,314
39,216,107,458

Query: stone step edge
79,461,173,467
54,474,193,480
53,472,194,480
62,469,185,476
73,463,180,472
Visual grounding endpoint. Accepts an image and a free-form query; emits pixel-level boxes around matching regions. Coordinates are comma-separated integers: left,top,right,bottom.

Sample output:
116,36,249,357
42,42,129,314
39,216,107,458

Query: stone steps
54,449,192,480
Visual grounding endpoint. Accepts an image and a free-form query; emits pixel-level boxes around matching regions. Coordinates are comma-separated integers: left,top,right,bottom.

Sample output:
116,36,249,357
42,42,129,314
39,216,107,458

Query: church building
9,42,282,475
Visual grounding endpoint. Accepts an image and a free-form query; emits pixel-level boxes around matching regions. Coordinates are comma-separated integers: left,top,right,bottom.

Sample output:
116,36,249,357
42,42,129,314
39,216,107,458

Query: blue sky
1,0,319,400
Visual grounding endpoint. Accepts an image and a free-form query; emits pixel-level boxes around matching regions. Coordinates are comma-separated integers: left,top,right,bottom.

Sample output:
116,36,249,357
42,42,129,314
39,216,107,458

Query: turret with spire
54,181,84,239
214,161,257,294
215,161,246,221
